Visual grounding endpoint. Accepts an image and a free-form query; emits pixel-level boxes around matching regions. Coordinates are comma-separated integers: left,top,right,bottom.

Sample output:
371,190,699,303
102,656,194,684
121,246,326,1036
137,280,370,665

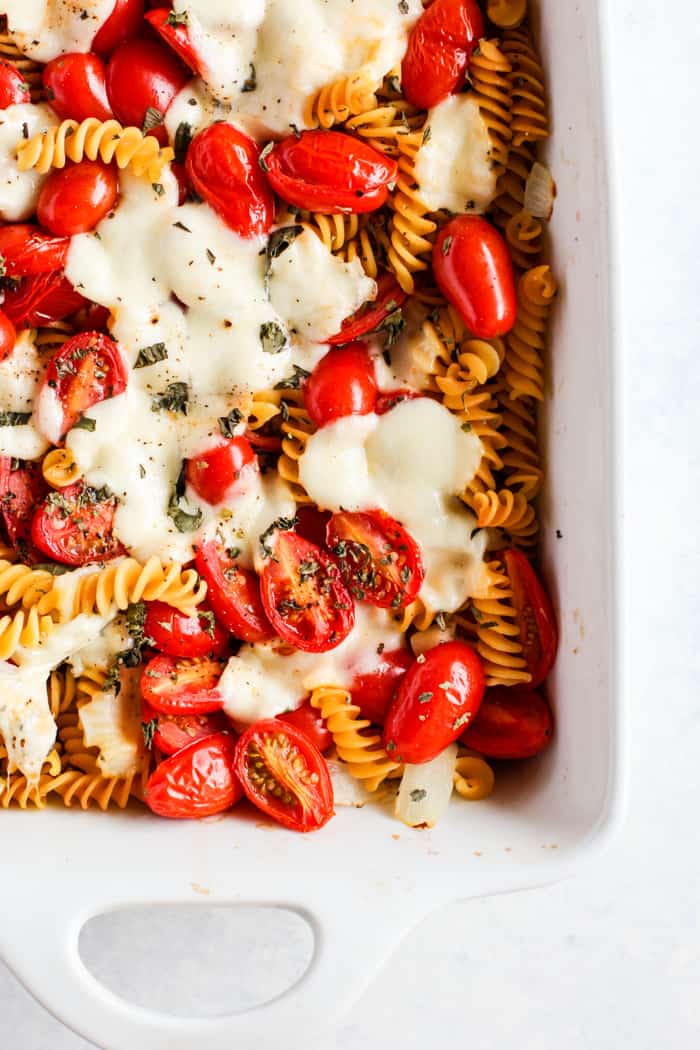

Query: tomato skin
145,731,241,819
43,53,113,122
0,311,15,362
234,719,334,832
304,343,377,427
141,654,225,715
186,123,274,238
383,641,486,764
31,481,126,566
402,0,484,110
0,458,48,552
195,540,275,643
351,648,414,726
264,130,399,214
2,271,86,328
375,389,421,415
145,8,202,74
503,549,558,688
142,699,230,757
143,601,230,659
261,531,355,654
0,60,31,107
326,509,425,610
92,0,146,57
36,331,128,441
0,224,70,277
280,701,333,753
433,216,517,339
185,437,257,506
461,687,553,759
326,274,408,345
37,160,119,236
294,506,332,550
106,34,188,145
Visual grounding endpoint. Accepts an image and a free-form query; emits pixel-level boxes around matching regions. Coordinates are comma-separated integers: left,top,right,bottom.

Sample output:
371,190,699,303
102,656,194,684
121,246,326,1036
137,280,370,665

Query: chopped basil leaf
218,407,243,437
259,141,274,173
206,248,216,265
174,121,193,164
452,712,472,732
142,719,157,749
274,364,310,390
241,63,257,92
0,411,31,426
166,9,188,25
72,415,96,432
266,224,303,270
260,321,287,354
167,463,203,533
134,342,168,369
142,106,164,134
259,514,298,559
151,382,189,415
409,788,427,802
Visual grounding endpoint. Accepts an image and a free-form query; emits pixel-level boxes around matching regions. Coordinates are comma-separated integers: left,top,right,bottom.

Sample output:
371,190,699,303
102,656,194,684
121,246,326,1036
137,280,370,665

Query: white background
2,1,699,1047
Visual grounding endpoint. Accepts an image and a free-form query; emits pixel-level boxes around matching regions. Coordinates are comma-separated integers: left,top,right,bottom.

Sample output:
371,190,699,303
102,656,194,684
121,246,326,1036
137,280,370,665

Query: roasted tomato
326,274,408,345
280,700,333,753
383,641,486,764
433,216,517,339
260,530,355,653
0,60,31,108
43,52,113,122
142,699,230,757
143,601,230,659
303,343,377,427
263,130,398,214
185,437,257,506
0,310,15,362
195,540,275,643
294,505,332,550
0,224,70,277
350,648,414,725
461,687,554,759
234,718,334,832
326,509,425,611
92,0,145,57
37,160,119,236
141,654,225,715
374,389,421,415
145,7,202,74
35,331,128,442
31,481,125,565
2,271,86,328
402,0,484,110
145,731,241,819
186,123,274,238
106,34,188,145
503,549,558,687
0,458,48,552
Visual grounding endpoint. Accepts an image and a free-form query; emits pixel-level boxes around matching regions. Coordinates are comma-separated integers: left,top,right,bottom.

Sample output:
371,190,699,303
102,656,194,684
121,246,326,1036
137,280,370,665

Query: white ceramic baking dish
0,2,624,1046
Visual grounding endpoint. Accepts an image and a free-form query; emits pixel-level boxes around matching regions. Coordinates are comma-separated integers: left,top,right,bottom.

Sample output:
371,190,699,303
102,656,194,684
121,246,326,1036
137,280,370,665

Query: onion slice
327,758,397,808
395,743,457,828
524,162,557,220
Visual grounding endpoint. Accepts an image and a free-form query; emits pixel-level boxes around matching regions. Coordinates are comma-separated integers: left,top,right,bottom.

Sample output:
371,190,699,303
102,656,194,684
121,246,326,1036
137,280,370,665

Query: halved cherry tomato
503,549,558,688
263,130,398,214
143,601,230,658
383,640,486,764
43,53,113,122
145,731,241,819
375,389,421,415
92,0,146,57
280,701,333,754
145,7,202,74
185,437,257,506
327,274,408,345
0,458,48,552
326,509,425,610
0,60,31,108
186,123,274,238
106,34,188,145
0,224,70,277
142,698,230,757
195,540,275,643
351,648,414,725
402,0,484,110
260,531,355,653
234,718,334,832
141,654,225,715
37,160,119,236
2,271,87,328
0,310,15,362
433,216,517,339
304,343,377,427
31,481,126,565
35,331,128,442
294,505,332,550
461,686,553,759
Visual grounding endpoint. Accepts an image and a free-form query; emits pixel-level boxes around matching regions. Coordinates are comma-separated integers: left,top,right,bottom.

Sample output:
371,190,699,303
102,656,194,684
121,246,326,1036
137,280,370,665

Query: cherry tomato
2,271,86,328
195,540,275,643
294,505,332,550
264,130,399,214
304,343,377,427
0,224,70,277
260,530,355,653
503,549,558,688
142,698,230,757
461,687,553,759
234,718,334,832
186,123,274,239
0,60,31,108
375,389,421,415
185,437,257,506
92,0,146,57
145,7,202,74
0,458,48,553
106,34,188,146
280,701,333,754
141,654,225,715
145,731,241,819
327,274,408,345
350,648,414,725
143,601,230,658
35,332,128,442
326,509,425,610
31,481,126,565
433,216,517,339
71,301,112,333
0,310,15,362
383,640,486,764
43,53,112,123
402,0,484,110
37,160,119,236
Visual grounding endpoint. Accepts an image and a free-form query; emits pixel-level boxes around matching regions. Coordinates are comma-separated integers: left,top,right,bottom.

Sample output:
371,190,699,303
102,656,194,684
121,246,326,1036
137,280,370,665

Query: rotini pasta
44,769,141,810
254,388,317,504
386,141,437,294
503,265,558,402
300,210,385,279
456,559,532,687
453,755,496,800
0,605,56,661
468,39,513,177
487,0,528,29
501,26,550,147
0,25,42,101
0,559,54,609
17,118,175,181
304,69,379,129
309,685,400,792
41,447,82,489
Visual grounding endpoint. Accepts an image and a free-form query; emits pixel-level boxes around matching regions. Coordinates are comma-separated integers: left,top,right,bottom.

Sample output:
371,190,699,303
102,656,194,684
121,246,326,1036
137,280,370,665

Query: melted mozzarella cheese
219,605,406,726
0,103,58,221
415,95,498,215
0,330,50,456
79,667,143,777
299,398,490,611
3,0,115,62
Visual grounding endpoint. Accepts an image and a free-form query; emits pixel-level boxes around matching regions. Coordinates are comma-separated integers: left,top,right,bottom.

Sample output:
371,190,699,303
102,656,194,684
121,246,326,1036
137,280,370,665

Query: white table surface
2,2,699,1047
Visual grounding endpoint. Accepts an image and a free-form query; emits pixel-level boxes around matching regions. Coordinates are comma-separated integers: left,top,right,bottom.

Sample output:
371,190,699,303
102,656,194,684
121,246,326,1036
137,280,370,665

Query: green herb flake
199,609,217,639
452,712,472,732
142,106,164,134
266,224,303,269
259,141,275,173
418,692,433,703
134,342,168,369
218,407,243,437
442,236,453,256
260,321,287,354
166,9,188,26
151,382,190,415
142,719,157,749
72,415,96,432
409,788,427,802
274,364,310,390
206,248,216,265
0,411,31,426
174,121,193,164
259,514,298,560
151,182,165,197
167,463,203,533
241,63,257,93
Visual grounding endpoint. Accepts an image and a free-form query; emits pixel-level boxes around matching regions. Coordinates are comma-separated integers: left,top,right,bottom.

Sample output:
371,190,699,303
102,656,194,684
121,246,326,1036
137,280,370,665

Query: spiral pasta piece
501,26,550,147
299,210,384,279
17,118,175,181
392,597,439,634
503,265,557,402
386,145,437,294
44,769,140,810
304,69,379,129
487,0,528,28
48,668,77,720
256,388,316,504
57,707,101,774
471,488,538,543
345,99,425,158
33,322,75,355
453,755,496,800
309,686,400,792
41,447,82,489
496,384,542,499
468,39,513,177
457,559,531,687
0,27,42,101
0,750,62,809
0,559,54,609
0,606,56,660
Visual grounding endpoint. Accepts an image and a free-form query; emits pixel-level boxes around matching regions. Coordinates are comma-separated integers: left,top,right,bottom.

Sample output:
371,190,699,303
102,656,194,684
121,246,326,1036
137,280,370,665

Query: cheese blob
3,1,116,62
0,330,50,459
415,95,499,215
0,103,58,221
